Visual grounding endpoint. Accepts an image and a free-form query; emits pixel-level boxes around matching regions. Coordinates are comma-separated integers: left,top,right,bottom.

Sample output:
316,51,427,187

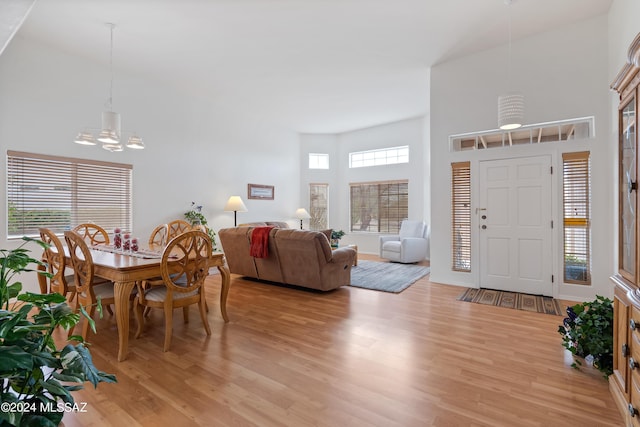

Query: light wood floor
61,254,622,426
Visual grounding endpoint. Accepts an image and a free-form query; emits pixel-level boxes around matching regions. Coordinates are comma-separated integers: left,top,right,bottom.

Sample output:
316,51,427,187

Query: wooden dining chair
38,227,76,300
134,230,212,352
73,223,110,246
167,219,192,240
64,230,117,341
148,223,169,247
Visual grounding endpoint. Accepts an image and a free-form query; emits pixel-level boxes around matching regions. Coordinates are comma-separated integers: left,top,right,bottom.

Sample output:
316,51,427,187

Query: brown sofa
218,226,356,291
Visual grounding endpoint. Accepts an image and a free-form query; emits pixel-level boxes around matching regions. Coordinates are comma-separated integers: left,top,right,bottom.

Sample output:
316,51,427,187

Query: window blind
7,151,132,238
309,183,329,230
451,162,471,272
562,151,591,285
349,180,408,233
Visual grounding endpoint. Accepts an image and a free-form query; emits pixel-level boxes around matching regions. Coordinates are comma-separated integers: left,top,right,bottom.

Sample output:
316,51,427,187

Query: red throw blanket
250,226,274,258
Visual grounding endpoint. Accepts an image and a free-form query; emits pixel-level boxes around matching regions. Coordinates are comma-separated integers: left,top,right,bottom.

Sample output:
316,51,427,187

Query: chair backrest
64,231,95,299
38,227,69,295
167,220,192,241
399,220,426,239
161,230,211,295
73,223,110,246
149,223,169,247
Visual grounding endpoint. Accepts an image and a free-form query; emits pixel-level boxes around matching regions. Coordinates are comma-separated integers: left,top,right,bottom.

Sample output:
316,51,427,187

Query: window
349,146,409,168
309,153,329,169
563,151,591,285
349,180,408,233
7,151,132,238
451,162,471,272
309,183,328,230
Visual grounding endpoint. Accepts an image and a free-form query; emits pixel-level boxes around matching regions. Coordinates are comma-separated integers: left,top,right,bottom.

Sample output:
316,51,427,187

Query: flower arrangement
184,202,218,251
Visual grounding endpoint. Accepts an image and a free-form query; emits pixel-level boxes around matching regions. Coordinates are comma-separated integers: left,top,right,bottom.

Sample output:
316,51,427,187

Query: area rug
349,260,430,293
456,288,563,316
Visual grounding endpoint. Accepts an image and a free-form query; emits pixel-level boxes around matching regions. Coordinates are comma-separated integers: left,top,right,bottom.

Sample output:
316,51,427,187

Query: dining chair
73,223,110,246
64,230,117,341
148,223,169,248
134,230,212,352
38,227,76,300
167,219,192,241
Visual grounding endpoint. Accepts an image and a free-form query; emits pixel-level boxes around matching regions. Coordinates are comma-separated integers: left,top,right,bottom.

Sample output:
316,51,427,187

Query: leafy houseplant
0,237,116,427
330,230,345,248
557,295,613,378
184,202,218,251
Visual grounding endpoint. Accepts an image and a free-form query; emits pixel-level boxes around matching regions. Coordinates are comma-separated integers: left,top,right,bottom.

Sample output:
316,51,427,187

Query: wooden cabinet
612,32,640,426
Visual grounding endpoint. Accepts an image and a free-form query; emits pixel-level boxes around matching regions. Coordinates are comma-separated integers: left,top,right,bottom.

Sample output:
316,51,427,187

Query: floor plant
0,237,116,427
558,295,613,378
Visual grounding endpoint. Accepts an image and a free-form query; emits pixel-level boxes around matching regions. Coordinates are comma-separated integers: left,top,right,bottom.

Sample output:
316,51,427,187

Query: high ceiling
8,0,612,133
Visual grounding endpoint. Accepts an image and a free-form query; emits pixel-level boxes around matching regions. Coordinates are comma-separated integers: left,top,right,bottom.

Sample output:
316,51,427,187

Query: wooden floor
61,254,622,426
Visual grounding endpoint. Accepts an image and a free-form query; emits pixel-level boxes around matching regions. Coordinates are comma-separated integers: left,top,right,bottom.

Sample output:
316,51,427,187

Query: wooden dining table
65,246,230,361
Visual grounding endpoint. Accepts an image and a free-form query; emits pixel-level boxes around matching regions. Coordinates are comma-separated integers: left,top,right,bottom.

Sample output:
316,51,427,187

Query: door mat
456,288,563,316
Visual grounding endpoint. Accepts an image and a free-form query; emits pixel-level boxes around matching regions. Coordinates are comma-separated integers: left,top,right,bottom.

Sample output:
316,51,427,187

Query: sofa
218,226,356,291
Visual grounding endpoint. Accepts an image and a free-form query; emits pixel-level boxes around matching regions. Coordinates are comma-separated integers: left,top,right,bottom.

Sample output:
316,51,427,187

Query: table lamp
295,208,311,229
224,196,248,226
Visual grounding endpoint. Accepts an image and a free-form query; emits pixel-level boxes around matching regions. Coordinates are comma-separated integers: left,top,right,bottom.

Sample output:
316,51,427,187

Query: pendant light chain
107,23,114,112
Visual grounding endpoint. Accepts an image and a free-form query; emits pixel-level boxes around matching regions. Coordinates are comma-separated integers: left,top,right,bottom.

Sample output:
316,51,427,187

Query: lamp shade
224,196,248,212
498,93,524,130
295,208,311,220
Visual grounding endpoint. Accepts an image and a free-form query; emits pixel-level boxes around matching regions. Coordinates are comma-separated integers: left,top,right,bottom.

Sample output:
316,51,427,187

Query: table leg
217,264,231,323
113,280,136,362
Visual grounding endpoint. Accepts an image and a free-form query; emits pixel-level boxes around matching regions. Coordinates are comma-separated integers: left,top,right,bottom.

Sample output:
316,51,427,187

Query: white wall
0,35,301,291
300,117,428,254
430,15,612,301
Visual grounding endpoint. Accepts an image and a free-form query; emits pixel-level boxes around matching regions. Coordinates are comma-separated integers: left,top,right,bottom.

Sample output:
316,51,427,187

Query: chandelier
74,23,144,151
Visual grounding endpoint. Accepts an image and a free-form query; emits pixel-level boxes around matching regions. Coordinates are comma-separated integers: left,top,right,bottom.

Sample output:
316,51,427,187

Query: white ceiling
8,0,612,133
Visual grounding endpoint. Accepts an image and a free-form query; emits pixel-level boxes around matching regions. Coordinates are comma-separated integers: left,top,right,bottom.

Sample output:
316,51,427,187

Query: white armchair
379,220,429,263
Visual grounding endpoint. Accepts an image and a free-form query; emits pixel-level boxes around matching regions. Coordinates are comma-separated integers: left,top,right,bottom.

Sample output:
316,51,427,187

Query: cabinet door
614,291,631,397
620,94,638,282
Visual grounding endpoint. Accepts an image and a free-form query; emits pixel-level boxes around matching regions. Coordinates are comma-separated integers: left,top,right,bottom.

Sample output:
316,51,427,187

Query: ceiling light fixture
74,23,145,151
498,0,524,130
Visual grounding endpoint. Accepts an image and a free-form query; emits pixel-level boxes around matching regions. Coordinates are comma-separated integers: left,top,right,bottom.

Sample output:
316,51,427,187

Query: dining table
64,245,230,361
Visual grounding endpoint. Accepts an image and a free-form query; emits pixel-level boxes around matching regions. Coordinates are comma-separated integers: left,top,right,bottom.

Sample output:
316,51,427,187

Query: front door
479,155,553,296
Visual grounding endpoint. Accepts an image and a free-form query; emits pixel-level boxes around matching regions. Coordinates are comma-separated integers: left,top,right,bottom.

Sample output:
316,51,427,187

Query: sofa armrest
401,237,428,256
330,247,357,265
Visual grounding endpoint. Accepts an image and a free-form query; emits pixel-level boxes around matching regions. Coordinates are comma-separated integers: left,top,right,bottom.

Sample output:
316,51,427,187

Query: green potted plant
184,202,218,251
330,230,345,248
557,295,613,378
0,237,116,427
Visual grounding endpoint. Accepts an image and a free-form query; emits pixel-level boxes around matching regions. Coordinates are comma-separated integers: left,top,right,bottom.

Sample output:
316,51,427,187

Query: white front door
479,155,553,296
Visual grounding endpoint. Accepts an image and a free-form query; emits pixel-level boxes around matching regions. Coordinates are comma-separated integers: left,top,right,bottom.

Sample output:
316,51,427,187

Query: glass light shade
97,129,119,144
498,93,525,130
295,208,311,220
224,196,248,212
74,132,97,145
102,142,123,152
126,135,145,149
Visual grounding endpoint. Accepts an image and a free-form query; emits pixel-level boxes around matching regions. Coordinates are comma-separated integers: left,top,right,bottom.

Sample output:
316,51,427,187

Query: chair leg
106,304,114,316
163,304,173,352
133,296,144,339
199,298,211,336
68,296,80,339
183,306,189,323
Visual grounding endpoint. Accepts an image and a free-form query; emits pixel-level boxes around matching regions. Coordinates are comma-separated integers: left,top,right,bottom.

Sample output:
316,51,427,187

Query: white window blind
7,151,132,238
451,162,471,272
562,151,591,285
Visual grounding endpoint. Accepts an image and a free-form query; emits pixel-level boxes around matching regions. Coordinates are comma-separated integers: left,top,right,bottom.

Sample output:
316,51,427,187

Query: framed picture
248,183,274,200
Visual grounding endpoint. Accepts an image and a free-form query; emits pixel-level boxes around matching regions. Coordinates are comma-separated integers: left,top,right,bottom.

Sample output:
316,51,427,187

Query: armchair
379,220,429,263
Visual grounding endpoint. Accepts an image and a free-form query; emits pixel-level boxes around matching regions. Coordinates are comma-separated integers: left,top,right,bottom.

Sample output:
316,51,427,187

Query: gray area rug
349,260,430,293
